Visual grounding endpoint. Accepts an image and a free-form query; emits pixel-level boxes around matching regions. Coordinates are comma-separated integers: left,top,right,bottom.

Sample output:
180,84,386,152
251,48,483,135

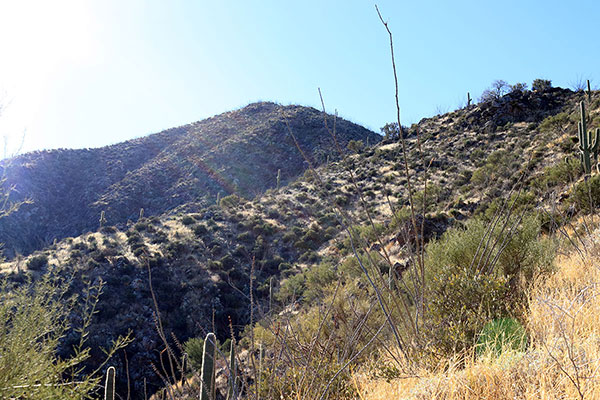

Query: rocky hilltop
0,102,379,257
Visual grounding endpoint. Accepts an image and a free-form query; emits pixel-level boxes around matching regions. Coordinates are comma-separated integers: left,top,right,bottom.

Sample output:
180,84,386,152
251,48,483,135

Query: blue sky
0,0,597,155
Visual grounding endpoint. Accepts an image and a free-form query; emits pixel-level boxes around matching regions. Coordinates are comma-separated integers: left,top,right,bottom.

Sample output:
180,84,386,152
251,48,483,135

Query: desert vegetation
3,7,600,400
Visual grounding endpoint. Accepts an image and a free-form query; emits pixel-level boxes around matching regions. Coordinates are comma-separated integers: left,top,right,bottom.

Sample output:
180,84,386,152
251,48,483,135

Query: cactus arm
577,101,596,175
104,366,116,400
592,128,600,155
200,333,217,400
581,102,588,139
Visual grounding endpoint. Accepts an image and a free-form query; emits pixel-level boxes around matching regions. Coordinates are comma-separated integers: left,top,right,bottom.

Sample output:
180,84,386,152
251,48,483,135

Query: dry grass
356,232,600,399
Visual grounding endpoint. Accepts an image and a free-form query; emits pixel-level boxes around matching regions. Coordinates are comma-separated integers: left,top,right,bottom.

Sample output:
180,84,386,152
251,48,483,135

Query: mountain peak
0,103,379,257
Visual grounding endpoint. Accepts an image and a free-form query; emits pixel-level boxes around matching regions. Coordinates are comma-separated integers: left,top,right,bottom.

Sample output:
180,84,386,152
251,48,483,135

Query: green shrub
207,260,222,271
255,282,375,400
303,262,337,303
184,337,205,371
126,232,143,246
347,140,364,153
0,274,130,399
236,231,254,243
192,223,208,237
165,241,186,257
534,157,581,189
181,215,195,226
483,191,537,220
100,225,117,234
424,215,555,355
27,254,48,270
132,246,148,257
428,265,511,354
539,112,570,134
219,194,242,209
569,173,600,213
532,78,552,91
334,195,349,206
276,273,306,304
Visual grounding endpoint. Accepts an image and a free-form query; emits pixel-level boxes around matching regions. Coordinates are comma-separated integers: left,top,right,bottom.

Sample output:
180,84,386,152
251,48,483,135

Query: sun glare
0,0,96,155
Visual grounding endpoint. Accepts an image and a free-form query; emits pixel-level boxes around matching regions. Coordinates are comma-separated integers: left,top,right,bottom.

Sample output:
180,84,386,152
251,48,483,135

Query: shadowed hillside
0,102,379,257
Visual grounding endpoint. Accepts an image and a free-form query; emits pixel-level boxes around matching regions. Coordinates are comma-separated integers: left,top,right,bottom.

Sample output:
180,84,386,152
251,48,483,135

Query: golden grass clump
356,240,600,399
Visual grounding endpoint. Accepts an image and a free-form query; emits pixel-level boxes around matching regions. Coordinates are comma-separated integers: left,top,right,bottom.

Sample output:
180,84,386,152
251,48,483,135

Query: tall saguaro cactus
588,79,592,102
104,366,116,400
467,92,472,107
578,101,600,175
200,333,217,400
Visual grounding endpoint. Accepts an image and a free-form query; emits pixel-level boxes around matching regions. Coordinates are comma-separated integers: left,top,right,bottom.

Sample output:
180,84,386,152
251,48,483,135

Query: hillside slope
2,86,598,398
0,102,379,256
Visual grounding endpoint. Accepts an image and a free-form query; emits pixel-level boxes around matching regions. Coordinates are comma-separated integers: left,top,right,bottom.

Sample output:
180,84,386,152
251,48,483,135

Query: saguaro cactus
467,92,472,107
578,101,600,175
269,276,274,314
104,366,116,400
226,340,237,400
200,333,217,400
276,169,281,190
99,210,107,228
588,79,592,102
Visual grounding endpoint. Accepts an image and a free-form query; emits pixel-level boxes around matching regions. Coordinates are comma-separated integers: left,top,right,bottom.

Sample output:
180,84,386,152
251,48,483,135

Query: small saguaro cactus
226,339,237,400
588,79,592,102
276,169,281,190
577,101,600,175
139,208,144,220
216,192,221,206
269,276,274,313
467,92,472,107
99,211,107,228
104,366,116,400
200,333,217,400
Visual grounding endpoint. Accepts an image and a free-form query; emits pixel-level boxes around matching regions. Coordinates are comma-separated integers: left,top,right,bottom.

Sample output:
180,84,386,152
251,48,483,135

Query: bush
0,274,130,399
532,78,552,91
347,140,364,153
193,223,208,237
219,194,242,209
183,336,205,371
380,122,400,140
181,215,195,226
100,225,117,234
27,254,48,270
479,80,509,102
569,174,600,213
534,157,581,189
424,215,555,355
539,112,570,134
428,264,511,354
509,82,528,93
255,281,376,399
